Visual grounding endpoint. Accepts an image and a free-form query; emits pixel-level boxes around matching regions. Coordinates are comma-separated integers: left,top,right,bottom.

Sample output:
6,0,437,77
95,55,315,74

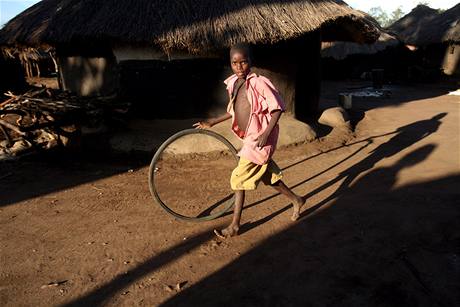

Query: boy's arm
193,112,231,129
257,110,282,147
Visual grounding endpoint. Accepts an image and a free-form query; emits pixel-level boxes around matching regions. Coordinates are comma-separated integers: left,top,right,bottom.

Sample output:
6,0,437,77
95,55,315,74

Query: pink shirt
224,72,286,165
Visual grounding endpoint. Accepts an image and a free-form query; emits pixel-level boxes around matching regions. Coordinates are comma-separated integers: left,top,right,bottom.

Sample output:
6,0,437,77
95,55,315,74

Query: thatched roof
387,5,439,45
388,4,459,45
445,22,460,43
321,14,399,60
423,4,460,44
0,0,379,53
321,32,400,60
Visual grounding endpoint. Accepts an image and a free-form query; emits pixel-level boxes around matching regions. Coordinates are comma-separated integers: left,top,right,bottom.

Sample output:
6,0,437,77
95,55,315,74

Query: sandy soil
0,81,459,306
26,77,59,90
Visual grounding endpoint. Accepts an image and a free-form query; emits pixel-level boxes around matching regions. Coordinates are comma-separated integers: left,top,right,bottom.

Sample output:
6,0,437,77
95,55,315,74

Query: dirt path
1,83,459,306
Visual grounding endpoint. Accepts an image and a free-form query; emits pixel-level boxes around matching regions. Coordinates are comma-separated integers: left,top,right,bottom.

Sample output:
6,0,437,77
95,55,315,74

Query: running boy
194,44,305,238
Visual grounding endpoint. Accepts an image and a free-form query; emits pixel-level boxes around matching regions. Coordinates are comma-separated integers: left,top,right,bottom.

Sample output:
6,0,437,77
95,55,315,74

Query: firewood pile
0,88,129,160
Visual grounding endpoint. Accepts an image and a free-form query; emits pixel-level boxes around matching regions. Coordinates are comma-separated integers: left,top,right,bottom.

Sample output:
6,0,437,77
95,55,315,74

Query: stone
318,107,350,128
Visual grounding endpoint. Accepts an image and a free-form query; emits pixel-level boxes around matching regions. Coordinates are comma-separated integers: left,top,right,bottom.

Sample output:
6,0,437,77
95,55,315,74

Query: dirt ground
1,81,459,306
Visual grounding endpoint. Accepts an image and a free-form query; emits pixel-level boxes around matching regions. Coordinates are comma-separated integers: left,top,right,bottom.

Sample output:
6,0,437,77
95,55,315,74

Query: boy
194,44,305,238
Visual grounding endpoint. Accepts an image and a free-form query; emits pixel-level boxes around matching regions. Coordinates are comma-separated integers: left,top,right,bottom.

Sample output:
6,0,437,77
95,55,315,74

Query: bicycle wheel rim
148,129,238,222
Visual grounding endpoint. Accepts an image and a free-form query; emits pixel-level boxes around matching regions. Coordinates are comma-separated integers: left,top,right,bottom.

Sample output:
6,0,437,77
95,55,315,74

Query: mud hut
321,16,404,81
388,4,460,78
387,5,440,46
419,4,460,76
0,0,379,121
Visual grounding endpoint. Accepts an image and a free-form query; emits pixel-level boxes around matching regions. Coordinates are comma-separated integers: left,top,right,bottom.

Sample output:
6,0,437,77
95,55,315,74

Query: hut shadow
0,149,149,207
162,144,459,306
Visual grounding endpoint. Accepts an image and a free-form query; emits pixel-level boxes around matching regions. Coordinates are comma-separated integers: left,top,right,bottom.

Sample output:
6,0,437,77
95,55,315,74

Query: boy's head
230,43,252,79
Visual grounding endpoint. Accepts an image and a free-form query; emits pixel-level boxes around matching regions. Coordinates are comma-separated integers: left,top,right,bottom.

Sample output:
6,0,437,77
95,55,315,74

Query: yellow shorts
230,157,283,190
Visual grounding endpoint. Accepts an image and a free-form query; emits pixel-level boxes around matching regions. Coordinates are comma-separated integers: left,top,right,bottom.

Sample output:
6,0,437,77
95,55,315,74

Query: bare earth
1,82,459,306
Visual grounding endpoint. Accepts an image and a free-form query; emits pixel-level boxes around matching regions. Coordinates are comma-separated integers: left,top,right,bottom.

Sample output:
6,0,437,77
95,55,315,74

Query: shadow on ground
62,228,217,307
0,151,148,207
58,113,459,306
163,162,459,306
161,124,459,306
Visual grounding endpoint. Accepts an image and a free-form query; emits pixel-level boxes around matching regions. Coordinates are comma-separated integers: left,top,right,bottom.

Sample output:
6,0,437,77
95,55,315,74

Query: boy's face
230,51,251,79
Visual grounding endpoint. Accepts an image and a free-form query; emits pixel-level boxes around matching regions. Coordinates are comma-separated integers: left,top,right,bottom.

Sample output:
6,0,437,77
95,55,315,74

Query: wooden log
3,91,17,98
0,119,26,135
49,51,58,74
0,97,15,108
0,124,12,146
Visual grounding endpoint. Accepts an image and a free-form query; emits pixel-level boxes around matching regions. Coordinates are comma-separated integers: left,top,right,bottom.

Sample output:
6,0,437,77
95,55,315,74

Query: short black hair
230,43,253,62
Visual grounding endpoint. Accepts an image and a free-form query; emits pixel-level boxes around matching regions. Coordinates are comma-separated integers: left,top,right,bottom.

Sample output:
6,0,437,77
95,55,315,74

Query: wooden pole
0,119,26,135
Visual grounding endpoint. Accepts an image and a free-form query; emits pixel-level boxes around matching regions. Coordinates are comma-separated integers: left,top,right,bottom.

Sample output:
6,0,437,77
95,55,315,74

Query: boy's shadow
240,112,446,233
299,112,446,219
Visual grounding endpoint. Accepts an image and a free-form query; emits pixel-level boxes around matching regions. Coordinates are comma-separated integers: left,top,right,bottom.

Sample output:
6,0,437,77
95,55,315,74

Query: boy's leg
217,190,244,237
270,180,305,221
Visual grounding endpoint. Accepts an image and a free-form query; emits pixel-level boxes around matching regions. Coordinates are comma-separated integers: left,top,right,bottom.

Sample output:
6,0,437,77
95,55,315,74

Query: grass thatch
321,14,399,60
1,47,56,78
2,47,42,61
321,32,399,60
388,4,459,45
0,0,378,53
425,4,460,44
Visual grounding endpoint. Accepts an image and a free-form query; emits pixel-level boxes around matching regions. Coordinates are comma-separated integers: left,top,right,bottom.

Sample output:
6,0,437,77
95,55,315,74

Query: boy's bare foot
214,225,239,239
291,196,305,221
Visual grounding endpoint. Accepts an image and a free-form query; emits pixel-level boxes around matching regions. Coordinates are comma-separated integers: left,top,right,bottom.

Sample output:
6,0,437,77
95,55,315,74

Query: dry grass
388,4,459,45
0,0,378,52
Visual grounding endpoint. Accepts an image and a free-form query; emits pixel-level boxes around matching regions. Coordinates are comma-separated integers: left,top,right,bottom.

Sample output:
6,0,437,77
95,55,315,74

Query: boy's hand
257,132,269,148
193,120,213,129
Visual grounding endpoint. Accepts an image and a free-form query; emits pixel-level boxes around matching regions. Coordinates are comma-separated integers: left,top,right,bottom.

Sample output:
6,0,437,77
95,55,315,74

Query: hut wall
117,58,227,119
113,47,218,62
58,56,119,96
321,45,415,81
115,55,301,120
406,44,448,81
114,47,167,61
253,30,322,121
115,38,321,121
54,32,322,120
442,44,460,76
0,56,27,95
296,31,322,120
